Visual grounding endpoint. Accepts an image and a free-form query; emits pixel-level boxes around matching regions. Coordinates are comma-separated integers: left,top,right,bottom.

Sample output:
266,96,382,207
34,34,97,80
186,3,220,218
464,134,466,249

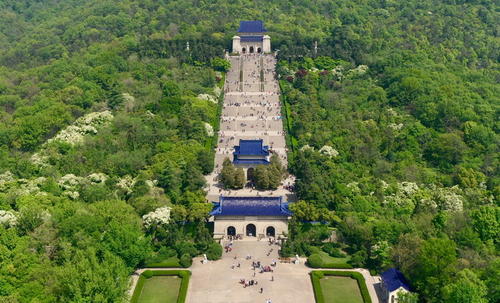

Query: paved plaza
129,240,381,303
187,240,315,303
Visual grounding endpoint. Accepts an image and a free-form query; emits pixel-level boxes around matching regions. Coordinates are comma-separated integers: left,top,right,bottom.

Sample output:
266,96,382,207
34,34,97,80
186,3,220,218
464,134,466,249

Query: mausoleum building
232,20,271,54
210,196,291,239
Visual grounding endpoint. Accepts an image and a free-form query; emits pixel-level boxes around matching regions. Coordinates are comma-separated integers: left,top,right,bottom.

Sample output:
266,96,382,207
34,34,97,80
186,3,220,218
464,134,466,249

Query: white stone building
232,20,271,54
210,196,291,240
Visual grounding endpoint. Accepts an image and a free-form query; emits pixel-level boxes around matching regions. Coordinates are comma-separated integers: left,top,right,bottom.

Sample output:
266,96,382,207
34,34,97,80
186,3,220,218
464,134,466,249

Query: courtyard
186,240,315,303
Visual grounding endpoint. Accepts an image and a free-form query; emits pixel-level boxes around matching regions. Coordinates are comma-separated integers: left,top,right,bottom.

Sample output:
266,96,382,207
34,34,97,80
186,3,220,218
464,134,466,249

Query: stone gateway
210,196,291,239
232,20,271,54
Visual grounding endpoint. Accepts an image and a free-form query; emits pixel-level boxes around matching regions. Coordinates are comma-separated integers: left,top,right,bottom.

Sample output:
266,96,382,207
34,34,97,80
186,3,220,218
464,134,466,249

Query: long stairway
205,54,295,202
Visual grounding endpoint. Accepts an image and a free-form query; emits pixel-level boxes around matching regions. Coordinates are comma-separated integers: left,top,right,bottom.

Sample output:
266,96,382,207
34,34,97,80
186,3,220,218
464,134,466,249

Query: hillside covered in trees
0,0,498,302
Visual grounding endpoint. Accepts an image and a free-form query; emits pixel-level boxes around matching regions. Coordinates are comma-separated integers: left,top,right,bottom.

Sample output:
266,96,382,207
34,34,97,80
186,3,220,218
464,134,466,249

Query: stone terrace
205,54,295,202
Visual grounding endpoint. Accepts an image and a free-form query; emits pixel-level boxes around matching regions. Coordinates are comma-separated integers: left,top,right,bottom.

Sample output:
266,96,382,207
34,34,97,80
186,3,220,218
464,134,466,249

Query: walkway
205,54,295,202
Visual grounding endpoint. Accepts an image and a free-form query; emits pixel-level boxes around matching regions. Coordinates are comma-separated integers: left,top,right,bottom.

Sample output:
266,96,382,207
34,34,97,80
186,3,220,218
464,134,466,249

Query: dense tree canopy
0,0,498,302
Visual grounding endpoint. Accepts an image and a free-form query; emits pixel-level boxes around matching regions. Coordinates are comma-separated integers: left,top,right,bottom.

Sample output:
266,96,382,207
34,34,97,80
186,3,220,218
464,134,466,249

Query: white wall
388,287,409,303
214,216,289,238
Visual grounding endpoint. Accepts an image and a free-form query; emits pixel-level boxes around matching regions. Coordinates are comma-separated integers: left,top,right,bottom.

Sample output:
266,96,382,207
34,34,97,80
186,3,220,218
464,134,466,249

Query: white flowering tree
204,122,214,137
319,145,339,158
0,210,17,227
48,111,114,145
142,206,172,228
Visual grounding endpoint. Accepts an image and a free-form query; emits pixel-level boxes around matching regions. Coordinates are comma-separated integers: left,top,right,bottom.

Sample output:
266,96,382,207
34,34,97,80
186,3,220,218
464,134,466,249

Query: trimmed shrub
179,253,192,268
142,270,154,279
307,253,353,269
307,253,323,268
206,242,222,260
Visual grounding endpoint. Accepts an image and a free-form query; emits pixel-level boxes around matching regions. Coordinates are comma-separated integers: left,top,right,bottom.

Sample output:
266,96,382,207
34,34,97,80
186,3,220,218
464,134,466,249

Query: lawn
308,251,353,269
137,276,181,303
320,252,351,265
319,276,364,303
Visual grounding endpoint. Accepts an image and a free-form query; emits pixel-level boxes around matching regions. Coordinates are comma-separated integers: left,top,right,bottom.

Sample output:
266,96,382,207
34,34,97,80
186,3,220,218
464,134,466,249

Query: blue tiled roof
233,159,270,165
241,35,263,42
381,268,410,292
238,21,267,33
210,196,292,217
234,139,269,156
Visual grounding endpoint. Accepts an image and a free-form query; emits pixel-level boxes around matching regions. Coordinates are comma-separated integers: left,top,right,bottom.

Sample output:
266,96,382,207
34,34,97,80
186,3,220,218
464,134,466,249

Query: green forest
0,0,498,302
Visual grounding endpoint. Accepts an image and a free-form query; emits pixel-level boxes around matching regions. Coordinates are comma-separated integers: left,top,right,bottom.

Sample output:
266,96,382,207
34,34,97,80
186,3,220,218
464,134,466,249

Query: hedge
310,270,372,303
307,253,353,269
144,256,181,268
207,75,225,153
278,80,297,152
130,270,191,303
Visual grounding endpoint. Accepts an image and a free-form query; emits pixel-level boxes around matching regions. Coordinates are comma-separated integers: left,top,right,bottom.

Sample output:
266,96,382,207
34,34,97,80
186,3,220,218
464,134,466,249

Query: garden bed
131,270,191,303
310,271,371,303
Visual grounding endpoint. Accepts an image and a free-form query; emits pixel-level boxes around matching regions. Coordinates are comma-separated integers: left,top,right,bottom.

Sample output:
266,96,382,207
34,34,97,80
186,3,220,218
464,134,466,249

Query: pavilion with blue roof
238,20,267,33
210,196,292,239
232,21,271,54
380,268,411,302
233,139,270,166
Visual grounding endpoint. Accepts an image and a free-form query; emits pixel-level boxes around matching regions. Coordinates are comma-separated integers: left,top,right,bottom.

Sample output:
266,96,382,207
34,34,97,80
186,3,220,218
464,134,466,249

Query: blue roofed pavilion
233,139,270,165
210,196,292,217
238,21,267,33
381,268,410,292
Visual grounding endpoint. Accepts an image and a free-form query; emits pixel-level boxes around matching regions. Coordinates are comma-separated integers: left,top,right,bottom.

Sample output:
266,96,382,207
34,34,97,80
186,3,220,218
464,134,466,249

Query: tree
182,163,206,191
267,166,282,189
443,269,488,303
289,200,320,221
391,234,423,275
254,165,270,189
53,248,129,302
211,57,231,72
197,149,214,175
483,259,500,303
398,291,419,303
412,238,457,300
16,204,45,236
234,167,245,189
187,202,213,222
470,206,499,242
220,157,236,189
425,133,467,169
